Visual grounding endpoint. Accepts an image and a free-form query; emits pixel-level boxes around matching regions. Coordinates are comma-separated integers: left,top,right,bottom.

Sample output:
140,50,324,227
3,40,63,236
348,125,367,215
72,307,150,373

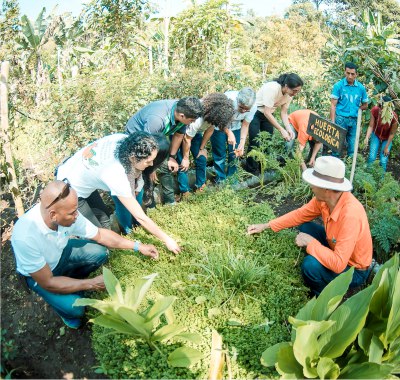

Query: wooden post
350,108,362,184
1,61,25,217
209,330,224,380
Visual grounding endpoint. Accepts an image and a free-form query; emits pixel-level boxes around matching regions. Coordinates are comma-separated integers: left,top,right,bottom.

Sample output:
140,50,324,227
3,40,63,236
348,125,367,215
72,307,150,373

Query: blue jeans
25,239,108,319
177,133,207,192
211,128,241,182
367,133,392,171
299,222,369,296
112,189,143,234
334,115,358,157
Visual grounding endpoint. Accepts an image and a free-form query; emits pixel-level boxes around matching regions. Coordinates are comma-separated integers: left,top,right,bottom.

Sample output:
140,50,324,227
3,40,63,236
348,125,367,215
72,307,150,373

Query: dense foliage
90,188,308,378
262,254,400,378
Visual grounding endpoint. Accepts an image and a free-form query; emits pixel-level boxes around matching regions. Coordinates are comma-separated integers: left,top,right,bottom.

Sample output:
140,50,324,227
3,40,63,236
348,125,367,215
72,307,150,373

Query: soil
1,156,398,379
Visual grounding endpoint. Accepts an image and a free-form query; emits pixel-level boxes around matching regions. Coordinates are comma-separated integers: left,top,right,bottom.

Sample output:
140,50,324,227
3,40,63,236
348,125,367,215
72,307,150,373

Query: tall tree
83,0,153,69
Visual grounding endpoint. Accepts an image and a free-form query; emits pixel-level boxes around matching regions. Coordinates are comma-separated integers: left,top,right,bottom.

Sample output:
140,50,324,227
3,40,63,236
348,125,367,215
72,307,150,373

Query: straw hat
302,156,353,192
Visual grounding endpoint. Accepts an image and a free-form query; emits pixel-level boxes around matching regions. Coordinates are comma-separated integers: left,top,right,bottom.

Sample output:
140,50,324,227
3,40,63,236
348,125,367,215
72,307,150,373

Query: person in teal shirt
330,62,369,156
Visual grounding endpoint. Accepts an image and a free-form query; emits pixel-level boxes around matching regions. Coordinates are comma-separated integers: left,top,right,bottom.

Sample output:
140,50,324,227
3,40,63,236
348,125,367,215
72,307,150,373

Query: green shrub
261,253,400,379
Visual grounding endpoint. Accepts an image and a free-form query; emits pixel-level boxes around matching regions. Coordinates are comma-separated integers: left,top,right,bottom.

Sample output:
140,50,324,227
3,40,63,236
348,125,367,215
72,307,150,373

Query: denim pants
299,222,369,296
177,133,207,192
367,132,392,171
157,159,176,204
211,128,241,182
25,239,108,319
334,115,358,157
245,111,274,173
111,190,143,234
78,191,111,229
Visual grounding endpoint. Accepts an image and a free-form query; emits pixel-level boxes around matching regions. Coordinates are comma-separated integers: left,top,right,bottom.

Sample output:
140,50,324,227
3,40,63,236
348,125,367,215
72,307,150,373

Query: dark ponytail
274,73,304,89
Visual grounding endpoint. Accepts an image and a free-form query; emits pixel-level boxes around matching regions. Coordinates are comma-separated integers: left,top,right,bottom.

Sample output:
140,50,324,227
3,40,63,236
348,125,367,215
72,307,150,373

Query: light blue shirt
331,78,369,118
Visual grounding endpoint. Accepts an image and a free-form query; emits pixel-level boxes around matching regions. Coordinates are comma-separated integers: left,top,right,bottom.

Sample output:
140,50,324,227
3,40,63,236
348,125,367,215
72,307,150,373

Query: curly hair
176,97,204,119
115,132,158,174
202,93,235,130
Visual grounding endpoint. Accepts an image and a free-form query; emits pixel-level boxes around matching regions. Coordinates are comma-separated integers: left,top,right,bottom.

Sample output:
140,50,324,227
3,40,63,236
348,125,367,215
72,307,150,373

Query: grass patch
91,187,308,378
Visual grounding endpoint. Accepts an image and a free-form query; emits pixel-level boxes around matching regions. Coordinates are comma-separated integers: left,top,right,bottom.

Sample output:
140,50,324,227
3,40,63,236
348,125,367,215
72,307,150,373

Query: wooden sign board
307,114,347,153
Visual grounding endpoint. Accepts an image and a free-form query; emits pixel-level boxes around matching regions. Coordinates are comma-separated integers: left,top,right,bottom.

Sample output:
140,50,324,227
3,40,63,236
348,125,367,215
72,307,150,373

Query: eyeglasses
238,104,251,113
45,179,71,209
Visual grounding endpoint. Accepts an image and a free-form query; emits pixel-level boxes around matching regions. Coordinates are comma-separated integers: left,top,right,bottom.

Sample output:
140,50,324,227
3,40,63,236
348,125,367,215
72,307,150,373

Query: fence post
1,61,25,217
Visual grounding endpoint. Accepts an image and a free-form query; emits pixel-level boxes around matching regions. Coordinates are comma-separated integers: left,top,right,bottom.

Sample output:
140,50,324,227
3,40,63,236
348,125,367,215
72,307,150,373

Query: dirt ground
1,156,399,379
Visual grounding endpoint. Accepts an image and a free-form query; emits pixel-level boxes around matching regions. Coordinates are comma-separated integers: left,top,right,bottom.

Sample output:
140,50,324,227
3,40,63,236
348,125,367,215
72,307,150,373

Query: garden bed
90,187,309,378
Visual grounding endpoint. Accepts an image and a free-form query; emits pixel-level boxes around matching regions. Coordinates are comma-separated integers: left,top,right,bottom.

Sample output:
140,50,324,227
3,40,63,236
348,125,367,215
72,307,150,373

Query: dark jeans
299,222,370,296
78,191,111,229
25,239,108,319
177,132,207,192
245,110,274,174
211,128,241,182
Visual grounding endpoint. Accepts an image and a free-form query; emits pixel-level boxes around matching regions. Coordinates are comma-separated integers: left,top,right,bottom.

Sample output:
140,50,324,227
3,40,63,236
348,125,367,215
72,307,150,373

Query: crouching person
11,180,158,329
247,156,373,296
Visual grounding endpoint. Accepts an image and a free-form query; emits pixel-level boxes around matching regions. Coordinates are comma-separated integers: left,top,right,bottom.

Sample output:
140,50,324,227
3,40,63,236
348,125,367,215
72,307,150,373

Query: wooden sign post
306,114,347,153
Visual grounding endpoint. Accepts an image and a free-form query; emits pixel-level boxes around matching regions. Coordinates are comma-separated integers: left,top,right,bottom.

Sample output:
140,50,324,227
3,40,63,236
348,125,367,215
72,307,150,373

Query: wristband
133,241,141,252
169,154,177,160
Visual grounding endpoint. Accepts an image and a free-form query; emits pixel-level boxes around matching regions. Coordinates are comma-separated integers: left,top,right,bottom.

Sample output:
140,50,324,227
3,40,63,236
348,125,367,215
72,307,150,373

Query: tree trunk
1,61,25,217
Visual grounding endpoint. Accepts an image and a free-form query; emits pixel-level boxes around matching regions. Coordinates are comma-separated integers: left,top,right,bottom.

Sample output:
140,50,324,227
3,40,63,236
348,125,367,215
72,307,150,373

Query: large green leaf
127,273,158,310
317,357,340,380
73,298,121,319
369,268,391,319
386,263,400,345
89,314,140,336
338,362,394,379
294,269,353,342
103,267,124,303
21,15,40,49
117,305,152,339
34,7,47,39
261,342,292,367
319,285,376,358
167,346,204,368
358,328,373,355
275,343,303,379
293,322,335,378
311,269,353,321
151,324,186,342
174,332,202,344
145,296,176,322
369,335,384,363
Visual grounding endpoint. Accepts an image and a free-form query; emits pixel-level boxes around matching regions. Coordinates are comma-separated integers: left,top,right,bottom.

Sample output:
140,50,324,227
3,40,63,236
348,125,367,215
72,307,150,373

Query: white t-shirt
224,91,257,131
11,204,98,276
255,81,292,113
185,117,212,138
57,134,141,199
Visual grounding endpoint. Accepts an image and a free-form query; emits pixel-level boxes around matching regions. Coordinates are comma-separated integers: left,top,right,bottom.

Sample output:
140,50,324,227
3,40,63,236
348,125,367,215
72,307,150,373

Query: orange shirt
269,192,372,273
288,109,318,146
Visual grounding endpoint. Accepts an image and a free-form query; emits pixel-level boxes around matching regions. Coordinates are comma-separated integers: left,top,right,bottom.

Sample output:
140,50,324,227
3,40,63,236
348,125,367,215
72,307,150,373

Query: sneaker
60,316,82,329
194,184,206,192
176,191,191,202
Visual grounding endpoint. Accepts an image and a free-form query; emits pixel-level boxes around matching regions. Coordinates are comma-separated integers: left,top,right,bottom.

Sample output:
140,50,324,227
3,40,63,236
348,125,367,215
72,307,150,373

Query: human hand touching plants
295,232,314,247
139,243,159,259
247,223,270,235
165,236,181,254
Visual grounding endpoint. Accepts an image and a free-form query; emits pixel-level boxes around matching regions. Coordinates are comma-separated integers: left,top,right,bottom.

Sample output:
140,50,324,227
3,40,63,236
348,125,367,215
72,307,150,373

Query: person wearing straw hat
247,156,373,296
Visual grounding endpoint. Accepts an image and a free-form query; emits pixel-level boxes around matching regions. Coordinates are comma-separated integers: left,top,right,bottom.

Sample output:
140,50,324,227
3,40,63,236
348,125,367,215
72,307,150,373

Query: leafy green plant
261,253,400,379
195,244,269,302
74,268,203,368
